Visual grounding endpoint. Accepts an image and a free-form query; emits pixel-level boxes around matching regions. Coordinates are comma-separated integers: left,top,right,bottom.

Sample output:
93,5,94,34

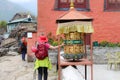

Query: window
104,0,120,11
55,0,90,11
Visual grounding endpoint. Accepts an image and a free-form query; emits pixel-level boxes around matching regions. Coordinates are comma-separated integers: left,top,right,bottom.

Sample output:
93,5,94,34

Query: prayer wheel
56,21,94,60
63,31,85,60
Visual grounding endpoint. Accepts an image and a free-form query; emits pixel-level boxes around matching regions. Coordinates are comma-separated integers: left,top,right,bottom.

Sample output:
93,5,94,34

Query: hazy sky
8,0,37,15
8,0,34,3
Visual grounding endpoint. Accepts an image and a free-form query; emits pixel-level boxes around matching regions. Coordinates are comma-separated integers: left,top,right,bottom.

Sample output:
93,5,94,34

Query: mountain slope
0,0,30,21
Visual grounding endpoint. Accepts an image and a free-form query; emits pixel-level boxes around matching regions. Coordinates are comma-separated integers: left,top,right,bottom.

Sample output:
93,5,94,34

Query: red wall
90,0,120,42
38,0,120,42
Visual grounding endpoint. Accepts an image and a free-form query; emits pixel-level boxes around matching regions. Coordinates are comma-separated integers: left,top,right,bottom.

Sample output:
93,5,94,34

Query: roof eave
56,18,93,23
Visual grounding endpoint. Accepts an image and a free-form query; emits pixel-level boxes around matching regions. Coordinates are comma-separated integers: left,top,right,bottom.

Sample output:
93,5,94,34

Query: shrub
99,41,108,47
99,41,119,47
107,42,117,47
116,42,120,47
47,32,63,46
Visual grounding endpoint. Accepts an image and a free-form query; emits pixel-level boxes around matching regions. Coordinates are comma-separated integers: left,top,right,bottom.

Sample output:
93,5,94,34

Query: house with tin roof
7,12,37,33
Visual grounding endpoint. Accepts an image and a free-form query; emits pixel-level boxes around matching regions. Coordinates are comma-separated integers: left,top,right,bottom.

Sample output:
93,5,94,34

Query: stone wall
48,50,58,64
48,47,120,64
92,47,120,64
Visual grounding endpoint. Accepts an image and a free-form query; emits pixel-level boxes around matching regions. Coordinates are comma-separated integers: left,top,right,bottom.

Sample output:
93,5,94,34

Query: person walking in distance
20,36,27,61
32,35,63,80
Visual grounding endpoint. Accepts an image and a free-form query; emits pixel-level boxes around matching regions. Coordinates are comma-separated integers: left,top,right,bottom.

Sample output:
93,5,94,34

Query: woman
21,36,27,61
33,35,63,80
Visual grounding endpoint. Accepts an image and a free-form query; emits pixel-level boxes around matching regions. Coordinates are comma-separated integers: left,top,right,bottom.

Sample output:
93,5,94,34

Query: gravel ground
0,54,57,80
1,47,120,80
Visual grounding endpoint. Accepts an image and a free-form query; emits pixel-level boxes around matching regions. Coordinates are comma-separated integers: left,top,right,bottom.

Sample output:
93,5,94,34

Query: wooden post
57,35,61,80
90,33,93,80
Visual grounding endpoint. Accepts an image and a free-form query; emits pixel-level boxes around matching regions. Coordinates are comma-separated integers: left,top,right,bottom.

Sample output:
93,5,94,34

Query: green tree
0,21,7,34
0,20,7,28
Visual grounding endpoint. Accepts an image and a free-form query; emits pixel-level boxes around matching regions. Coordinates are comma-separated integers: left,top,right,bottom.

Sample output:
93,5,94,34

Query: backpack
35,43,48,60
21,43,26,49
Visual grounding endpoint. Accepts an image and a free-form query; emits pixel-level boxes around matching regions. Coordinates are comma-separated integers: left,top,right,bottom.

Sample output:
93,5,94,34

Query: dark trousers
38,67,48,80
21,50,26,61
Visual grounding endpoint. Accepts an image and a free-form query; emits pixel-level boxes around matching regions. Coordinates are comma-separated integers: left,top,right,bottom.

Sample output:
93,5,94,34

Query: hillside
0,0,33,21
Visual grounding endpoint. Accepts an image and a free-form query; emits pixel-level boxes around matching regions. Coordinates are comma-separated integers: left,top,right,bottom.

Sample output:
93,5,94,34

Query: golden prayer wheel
63,32,85,59
56,21,94,60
